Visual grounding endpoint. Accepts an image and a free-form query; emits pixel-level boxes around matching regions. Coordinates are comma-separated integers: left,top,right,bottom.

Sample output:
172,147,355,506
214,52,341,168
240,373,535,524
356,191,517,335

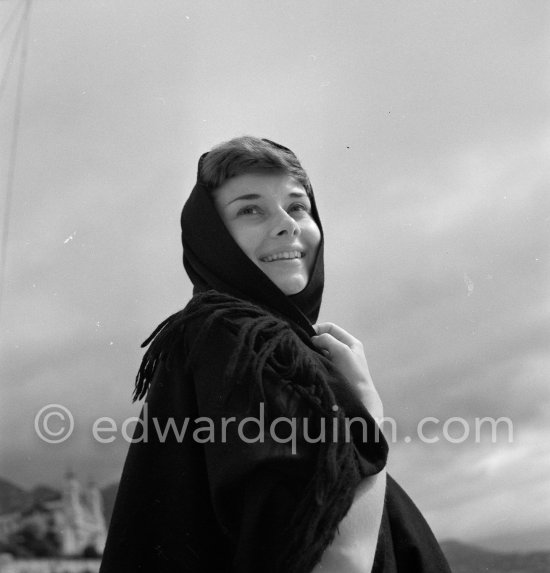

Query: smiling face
213,172,321,295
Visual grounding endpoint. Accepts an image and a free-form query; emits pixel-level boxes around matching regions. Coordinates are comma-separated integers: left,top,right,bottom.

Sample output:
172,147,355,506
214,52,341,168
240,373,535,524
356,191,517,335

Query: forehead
213,173,308,204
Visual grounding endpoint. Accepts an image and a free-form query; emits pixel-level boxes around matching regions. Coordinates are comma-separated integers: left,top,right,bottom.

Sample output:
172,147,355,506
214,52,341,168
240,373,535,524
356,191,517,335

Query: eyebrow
225,191,308,207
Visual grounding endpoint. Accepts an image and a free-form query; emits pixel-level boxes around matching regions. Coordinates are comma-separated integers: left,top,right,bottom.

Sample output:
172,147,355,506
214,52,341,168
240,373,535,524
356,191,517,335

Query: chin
276,278,308,296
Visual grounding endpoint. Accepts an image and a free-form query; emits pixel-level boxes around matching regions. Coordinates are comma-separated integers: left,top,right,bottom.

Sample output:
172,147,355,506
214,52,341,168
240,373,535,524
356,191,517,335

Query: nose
271,209,300,238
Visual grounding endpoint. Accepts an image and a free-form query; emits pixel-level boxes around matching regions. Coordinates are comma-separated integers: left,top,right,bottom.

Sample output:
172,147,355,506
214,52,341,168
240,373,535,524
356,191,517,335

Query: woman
100,137,451,572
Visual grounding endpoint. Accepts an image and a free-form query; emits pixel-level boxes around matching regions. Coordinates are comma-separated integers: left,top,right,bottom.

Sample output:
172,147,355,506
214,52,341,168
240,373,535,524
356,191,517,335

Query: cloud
388,423,550,550
1,0,549,552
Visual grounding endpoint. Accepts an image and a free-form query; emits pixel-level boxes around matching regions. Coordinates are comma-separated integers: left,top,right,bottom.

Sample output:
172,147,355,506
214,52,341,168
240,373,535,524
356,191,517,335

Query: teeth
261,250,303,262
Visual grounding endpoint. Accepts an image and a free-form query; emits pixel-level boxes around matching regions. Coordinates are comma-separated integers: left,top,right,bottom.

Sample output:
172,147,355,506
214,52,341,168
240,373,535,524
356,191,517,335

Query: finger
311,332,350,356
314,322,361,349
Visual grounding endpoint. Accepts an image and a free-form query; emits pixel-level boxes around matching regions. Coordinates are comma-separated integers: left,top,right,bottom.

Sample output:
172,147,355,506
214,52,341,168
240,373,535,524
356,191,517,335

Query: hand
312,322,383,419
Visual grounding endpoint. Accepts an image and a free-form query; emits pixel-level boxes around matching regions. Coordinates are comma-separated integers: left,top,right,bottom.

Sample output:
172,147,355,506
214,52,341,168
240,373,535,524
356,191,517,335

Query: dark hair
199,136,312,195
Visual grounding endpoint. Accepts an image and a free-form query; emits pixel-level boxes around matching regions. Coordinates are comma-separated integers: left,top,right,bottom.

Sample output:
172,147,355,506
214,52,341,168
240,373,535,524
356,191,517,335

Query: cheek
304,221,321,250
229,225,261,261
305,224,321,271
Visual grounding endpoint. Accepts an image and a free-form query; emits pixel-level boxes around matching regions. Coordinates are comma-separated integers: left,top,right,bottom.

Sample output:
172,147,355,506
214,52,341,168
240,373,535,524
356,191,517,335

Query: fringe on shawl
133,290,381,573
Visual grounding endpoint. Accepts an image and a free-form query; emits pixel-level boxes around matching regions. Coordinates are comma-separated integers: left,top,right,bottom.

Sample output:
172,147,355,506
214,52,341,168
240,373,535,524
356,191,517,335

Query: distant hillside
440,540,550,573
0,478,63,515
30,485,61,505
0,478,31,514
0,476,115,524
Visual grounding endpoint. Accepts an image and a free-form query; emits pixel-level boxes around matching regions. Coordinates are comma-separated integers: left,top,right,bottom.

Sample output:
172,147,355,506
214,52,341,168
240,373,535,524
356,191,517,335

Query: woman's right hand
312,322,383,420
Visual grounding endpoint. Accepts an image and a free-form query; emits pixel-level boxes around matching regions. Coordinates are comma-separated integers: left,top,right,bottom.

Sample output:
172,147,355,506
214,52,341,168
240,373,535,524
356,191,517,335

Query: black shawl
100,140,450,573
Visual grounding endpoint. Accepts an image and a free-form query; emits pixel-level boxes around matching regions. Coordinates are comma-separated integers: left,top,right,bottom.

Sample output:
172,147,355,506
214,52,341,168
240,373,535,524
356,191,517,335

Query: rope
0,0,27,101
0,0,25,44
0,0,32,321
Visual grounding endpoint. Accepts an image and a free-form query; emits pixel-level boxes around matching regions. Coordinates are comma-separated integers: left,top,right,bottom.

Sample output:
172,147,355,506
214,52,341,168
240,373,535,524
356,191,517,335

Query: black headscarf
180,139,324,334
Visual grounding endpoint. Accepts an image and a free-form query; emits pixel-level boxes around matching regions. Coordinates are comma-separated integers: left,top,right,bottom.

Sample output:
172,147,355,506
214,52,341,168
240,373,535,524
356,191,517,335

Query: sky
0,0,549,552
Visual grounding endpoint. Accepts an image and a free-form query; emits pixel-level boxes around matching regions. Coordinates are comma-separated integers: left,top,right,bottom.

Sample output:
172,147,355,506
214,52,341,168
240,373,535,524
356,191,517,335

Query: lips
259,249,304,263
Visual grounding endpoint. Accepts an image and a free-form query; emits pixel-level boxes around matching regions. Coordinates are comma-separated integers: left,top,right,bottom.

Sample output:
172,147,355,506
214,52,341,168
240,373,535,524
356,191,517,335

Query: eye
289,202,311,214
237,205,261,216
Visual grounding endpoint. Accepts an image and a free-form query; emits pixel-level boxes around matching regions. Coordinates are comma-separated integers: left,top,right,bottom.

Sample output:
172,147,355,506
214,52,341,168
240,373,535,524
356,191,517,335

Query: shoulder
135,290,324,420
134,290,300,401
182,290,306,363
140,290,272,360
